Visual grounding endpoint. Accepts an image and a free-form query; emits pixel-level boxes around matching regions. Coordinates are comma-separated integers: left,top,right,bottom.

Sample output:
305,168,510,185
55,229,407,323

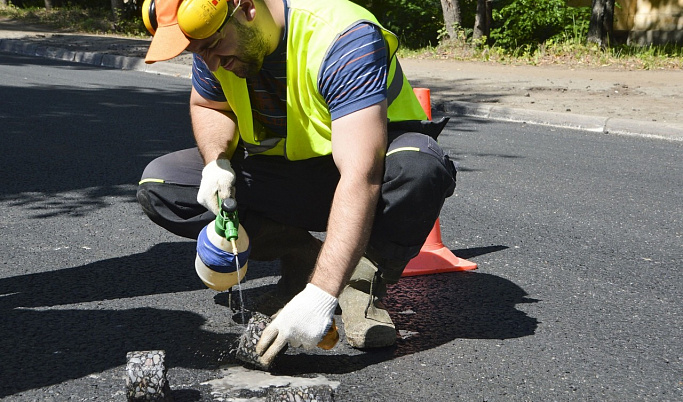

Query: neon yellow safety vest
213,0,428,160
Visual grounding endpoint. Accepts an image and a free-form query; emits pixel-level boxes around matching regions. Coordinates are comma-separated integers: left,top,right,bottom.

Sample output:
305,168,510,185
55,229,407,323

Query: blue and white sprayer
195,198,251,292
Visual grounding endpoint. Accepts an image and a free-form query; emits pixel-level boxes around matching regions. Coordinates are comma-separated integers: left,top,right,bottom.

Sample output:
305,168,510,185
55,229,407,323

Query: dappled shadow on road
410,76,507,107
0,307,229,398
0,243,201,309
0,66,193,217
431,109,496,135
0,242,240,398
0,238,291,398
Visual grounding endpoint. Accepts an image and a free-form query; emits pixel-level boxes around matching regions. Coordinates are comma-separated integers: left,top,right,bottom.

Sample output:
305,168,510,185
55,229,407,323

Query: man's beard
230,21,269,78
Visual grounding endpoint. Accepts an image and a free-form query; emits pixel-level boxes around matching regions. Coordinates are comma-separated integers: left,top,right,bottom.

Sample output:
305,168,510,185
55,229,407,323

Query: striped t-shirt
191,22,388,139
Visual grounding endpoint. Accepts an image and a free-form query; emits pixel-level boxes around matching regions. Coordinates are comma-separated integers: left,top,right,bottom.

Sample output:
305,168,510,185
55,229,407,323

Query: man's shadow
272,260,539,375
241,246,538,375
0,242,537,396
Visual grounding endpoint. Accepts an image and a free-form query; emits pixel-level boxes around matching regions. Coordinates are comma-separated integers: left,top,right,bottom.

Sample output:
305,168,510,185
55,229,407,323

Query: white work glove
256,284,338,365
197,157,236,216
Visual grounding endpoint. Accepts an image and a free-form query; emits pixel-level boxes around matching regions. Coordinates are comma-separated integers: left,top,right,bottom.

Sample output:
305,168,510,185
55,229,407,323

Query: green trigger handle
215,197,239,241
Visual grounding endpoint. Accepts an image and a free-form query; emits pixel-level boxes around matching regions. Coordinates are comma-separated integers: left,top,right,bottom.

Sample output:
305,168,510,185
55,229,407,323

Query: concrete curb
0,38,191,78
3,37,681,141
439,100,683,141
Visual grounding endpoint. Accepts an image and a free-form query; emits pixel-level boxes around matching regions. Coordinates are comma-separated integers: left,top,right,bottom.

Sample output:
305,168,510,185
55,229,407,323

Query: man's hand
197,157,236,216
255,284,338,366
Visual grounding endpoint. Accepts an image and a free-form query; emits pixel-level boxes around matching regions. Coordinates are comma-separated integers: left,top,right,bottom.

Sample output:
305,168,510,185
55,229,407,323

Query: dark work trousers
137,129,457,277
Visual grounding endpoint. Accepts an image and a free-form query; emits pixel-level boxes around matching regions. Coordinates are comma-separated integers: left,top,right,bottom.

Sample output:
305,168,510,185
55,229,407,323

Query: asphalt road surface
1,52,681,401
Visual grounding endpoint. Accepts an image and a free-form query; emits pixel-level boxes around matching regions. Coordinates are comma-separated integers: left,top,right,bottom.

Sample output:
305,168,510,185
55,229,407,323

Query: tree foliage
9,0,110,8
351,0,445,48
489,0,591,50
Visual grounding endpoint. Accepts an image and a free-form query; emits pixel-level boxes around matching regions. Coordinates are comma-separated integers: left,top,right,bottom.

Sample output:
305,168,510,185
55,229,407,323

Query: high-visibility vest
213,0,427,160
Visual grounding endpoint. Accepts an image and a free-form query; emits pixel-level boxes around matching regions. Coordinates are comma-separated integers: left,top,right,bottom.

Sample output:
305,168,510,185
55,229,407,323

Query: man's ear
234,0,256,22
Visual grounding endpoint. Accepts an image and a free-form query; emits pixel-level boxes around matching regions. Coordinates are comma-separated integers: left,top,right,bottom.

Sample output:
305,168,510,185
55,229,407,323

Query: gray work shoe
338,257,396,348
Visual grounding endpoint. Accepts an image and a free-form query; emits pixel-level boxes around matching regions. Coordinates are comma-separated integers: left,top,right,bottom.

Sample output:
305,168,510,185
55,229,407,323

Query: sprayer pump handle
221,198,238,213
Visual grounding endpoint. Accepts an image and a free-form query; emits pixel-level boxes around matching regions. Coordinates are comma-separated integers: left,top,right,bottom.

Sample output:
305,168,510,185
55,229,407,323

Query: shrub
352,0,445,49
490,0,590,51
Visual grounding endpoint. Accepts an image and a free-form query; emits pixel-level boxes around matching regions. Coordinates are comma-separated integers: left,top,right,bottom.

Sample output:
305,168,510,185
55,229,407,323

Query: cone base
402,246,477,277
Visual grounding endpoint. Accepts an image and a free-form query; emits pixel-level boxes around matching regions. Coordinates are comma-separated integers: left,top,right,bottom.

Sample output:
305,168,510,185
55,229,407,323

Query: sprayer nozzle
221,198,238,213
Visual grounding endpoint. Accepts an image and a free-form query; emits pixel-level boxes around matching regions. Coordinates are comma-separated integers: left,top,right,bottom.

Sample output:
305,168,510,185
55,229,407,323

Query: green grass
400,35,683,70
2,4,682,70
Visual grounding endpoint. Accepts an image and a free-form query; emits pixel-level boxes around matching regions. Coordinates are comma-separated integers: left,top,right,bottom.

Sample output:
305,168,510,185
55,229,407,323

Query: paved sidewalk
1,18,682,140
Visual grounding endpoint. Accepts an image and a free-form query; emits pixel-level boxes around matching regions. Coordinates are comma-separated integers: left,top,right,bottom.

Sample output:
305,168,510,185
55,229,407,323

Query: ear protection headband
142,0,236,40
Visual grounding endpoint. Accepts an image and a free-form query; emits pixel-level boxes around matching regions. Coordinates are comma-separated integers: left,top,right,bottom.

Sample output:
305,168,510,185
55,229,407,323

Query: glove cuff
304,283,338,317
202,157,232,176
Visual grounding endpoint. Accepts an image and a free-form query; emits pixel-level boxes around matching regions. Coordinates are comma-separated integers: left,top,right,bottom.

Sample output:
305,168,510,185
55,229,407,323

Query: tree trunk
44,0,53,11
440,0,462,40
110,0,125,22
587,0,615,47
603,0,614,38
473,0,492,41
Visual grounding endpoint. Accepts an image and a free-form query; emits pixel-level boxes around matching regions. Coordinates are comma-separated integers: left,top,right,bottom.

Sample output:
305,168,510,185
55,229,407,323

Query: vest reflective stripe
213,0,428,160
242,137,283,154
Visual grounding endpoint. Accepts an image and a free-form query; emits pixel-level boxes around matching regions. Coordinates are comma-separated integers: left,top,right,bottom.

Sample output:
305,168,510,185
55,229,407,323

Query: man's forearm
310,177,381,298
189,89,237,163
311,101,387,297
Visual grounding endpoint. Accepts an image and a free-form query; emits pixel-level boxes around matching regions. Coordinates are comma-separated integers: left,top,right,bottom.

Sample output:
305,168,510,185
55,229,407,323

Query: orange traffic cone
402,88,477,276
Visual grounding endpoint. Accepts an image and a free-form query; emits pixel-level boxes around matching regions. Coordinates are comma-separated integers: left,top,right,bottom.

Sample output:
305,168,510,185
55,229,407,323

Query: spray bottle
195,198,250,292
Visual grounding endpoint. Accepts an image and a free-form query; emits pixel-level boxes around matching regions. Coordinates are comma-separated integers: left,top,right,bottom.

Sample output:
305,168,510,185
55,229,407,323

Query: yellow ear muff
177,0,229,39
142,0,157,35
